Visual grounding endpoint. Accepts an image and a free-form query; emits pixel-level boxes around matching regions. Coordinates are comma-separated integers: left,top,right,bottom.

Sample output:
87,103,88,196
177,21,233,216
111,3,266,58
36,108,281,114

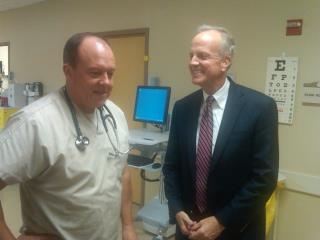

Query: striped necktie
195,95,214,213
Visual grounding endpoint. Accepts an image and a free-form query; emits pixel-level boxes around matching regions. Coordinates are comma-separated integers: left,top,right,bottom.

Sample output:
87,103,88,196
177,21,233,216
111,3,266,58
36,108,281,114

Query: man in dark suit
163,25,279,240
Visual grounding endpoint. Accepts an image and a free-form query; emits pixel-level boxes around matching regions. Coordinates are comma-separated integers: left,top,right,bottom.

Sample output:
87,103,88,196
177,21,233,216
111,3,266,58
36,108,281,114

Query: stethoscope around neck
63,87,127,157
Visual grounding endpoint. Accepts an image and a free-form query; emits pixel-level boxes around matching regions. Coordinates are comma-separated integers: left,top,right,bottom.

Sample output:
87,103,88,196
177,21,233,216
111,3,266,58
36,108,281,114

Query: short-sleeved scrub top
0,88,129,240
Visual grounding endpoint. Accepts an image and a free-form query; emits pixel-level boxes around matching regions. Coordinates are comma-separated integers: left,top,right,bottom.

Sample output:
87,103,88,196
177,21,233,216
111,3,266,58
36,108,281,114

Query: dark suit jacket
163,79,279,240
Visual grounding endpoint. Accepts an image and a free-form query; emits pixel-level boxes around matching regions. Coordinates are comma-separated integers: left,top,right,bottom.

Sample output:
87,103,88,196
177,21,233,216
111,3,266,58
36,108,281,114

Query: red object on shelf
0,96,8,107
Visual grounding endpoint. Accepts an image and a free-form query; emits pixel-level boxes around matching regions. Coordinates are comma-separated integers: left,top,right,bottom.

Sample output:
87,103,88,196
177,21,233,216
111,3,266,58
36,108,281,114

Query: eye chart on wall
265,57,298,124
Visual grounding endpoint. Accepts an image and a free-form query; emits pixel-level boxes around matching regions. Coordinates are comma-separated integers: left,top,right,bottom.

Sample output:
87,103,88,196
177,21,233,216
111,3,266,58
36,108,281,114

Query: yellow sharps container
0,107,18,129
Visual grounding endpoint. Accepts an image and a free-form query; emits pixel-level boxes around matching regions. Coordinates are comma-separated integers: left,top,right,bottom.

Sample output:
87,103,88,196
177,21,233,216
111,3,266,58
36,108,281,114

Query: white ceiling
0,0,46,12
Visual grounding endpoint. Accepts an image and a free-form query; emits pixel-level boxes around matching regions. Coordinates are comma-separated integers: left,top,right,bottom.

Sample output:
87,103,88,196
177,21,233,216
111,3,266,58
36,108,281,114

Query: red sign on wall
286,19,303,36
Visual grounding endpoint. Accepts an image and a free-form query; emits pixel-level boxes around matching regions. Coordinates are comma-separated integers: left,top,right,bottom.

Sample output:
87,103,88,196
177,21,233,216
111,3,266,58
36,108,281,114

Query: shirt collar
202,78,230,110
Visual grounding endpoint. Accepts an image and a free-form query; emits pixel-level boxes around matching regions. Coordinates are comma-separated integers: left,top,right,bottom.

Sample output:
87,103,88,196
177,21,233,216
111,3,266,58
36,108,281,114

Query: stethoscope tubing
63,87,90,150
99,105,120,156
63,87,128,156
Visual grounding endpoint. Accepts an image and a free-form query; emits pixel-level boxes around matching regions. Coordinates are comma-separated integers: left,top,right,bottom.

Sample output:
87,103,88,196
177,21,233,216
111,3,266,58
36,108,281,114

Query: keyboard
127,154,153,167
129,128,169,145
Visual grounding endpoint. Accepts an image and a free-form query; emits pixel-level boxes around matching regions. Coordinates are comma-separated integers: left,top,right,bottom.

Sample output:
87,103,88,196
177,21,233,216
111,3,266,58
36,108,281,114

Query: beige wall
0,0,319,239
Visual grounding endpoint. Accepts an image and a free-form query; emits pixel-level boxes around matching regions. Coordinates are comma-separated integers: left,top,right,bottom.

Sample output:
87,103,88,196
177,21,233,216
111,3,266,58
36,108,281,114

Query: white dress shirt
196,78,230,153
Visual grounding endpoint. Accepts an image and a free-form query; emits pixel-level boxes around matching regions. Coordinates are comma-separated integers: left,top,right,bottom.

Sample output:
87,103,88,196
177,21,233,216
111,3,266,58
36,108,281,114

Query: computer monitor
133,86,171,125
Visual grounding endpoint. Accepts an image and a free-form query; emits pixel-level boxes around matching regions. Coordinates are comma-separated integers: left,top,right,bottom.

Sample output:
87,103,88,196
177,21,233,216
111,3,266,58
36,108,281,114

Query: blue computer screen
133,86,171,125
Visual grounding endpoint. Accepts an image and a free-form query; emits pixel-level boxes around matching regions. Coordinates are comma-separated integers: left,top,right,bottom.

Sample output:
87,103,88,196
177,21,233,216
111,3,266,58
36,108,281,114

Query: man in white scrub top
0,33,137,240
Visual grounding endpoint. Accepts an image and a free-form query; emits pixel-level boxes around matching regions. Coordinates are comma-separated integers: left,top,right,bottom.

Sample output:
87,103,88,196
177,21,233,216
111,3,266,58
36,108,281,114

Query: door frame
95,28,149,205
0,42,10,76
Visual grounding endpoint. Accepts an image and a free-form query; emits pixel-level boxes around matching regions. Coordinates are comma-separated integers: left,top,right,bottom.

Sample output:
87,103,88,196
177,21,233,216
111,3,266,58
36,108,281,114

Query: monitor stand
128,127,175,239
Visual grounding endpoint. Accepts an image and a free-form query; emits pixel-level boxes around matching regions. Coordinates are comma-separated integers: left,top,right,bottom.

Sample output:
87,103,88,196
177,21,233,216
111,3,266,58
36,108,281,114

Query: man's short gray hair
197,24,235,59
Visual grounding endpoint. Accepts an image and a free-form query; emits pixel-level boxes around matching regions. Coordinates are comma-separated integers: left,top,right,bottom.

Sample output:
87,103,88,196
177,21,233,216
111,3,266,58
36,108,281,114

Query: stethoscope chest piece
75,135,90,151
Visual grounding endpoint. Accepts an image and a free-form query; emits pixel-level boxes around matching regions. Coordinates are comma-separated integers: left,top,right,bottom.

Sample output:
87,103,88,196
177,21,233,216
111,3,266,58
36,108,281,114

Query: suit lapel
186,90,202,179
210,80,246,170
